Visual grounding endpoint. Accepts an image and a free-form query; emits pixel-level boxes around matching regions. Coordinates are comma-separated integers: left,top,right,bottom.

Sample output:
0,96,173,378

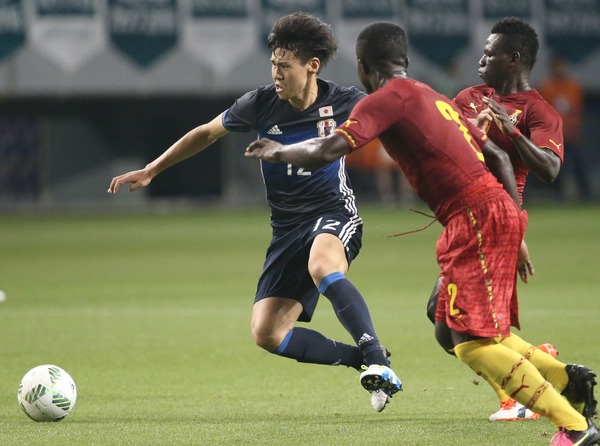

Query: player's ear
405,56,410,69
358,59,369,75
511,51,521,65
308,57,320,74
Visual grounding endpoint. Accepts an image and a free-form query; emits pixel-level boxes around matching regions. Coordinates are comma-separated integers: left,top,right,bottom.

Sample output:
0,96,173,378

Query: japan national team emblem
317,118,337,137
319,106,334,117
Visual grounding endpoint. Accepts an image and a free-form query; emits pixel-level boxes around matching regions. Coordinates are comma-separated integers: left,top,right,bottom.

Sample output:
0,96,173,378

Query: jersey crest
317,118,337,137
509,109,522,125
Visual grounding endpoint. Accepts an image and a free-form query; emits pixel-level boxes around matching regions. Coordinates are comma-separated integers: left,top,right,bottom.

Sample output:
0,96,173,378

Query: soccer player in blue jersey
108,12,401,412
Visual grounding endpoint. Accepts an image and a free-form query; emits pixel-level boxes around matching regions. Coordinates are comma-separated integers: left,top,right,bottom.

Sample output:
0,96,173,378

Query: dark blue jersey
222,79,365,227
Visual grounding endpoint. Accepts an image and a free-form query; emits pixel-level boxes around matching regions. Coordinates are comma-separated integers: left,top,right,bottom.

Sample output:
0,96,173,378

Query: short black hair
491,17,539,71
356,22,408,71
267,12,338,69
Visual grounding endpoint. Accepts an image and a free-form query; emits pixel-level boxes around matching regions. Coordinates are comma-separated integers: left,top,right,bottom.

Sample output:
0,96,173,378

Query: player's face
271,48,314,103
478,34,512,89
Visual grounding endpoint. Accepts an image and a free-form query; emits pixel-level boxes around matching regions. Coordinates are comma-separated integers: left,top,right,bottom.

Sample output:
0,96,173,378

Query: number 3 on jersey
287,164,312,176
435,101,484,162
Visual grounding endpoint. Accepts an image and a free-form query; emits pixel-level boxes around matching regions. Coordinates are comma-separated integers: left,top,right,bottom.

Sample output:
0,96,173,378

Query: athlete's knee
307,258,332,285
251,316,291,352
308,236,348,284
252,297,302,351
251,324,281,352
308,253,347,285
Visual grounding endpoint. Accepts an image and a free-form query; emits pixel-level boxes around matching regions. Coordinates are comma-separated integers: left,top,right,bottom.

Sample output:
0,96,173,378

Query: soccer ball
17,365,77,421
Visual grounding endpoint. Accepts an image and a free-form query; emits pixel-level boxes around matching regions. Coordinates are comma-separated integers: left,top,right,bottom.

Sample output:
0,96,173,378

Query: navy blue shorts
254,212,363,322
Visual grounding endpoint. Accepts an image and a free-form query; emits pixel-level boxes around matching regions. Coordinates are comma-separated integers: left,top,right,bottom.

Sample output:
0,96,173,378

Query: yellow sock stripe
524,346,537,360
526,381,551,409
501,356,525,389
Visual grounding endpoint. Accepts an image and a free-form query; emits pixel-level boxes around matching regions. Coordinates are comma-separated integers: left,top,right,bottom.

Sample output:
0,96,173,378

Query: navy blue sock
273,327,364,370
319,272,389,366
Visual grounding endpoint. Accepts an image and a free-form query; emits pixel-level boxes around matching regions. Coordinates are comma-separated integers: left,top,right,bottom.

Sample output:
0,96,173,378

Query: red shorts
434,191,524,338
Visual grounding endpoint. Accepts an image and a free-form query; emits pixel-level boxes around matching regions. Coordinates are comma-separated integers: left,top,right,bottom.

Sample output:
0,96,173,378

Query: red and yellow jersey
335,77,502,225
454,85,564,201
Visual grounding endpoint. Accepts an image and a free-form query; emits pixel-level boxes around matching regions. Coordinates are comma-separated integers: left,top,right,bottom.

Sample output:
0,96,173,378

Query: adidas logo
358,333,374,346
267,125,283,135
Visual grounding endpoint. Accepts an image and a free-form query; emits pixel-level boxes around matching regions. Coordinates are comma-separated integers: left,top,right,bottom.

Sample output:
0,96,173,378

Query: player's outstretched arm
482,96,560,182
245,133,351,169
108,114,228,193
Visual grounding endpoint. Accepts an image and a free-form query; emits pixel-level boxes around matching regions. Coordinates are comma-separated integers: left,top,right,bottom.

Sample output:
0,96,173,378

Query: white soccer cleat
370,389,389,412
488,398,540,421
360,364,403,395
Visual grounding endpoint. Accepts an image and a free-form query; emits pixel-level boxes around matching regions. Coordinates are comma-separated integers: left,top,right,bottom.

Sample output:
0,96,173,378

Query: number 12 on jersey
287,164,312,176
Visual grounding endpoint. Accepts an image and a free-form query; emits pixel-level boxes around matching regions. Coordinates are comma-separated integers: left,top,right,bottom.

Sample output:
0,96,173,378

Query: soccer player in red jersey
428,17,595,423
245,21,599,446
457,19,562,201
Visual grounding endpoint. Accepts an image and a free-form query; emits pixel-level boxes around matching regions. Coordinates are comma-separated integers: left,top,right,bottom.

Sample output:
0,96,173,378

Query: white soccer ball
17,365,77,422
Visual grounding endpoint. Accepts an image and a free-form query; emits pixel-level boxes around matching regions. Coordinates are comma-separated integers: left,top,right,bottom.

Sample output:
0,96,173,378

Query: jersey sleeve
452,88,478,118
334,90,398,150
453,88,470,110
526,101,564,162
222,89,259,132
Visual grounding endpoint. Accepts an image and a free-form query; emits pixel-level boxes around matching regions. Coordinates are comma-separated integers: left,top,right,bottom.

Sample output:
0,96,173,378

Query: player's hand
245,138,283,163
517,239,535,283
482,96,516,136
469,109,493,133
107,169,152,193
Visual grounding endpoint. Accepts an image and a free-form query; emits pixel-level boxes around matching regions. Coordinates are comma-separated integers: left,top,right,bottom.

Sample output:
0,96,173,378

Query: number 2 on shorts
448,282,461,316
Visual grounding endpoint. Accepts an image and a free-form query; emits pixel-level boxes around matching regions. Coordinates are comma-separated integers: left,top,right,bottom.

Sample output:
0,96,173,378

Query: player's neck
288,78,319,111
494,75,532,95
379,69,407,89
391,70,408,79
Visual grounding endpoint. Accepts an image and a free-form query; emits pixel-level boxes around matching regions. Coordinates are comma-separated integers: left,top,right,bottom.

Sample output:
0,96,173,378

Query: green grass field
1,204,599,445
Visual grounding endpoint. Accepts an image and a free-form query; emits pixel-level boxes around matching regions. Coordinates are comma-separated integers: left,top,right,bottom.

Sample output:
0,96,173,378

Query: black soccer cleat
561,364,598,419
361,346,392,368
